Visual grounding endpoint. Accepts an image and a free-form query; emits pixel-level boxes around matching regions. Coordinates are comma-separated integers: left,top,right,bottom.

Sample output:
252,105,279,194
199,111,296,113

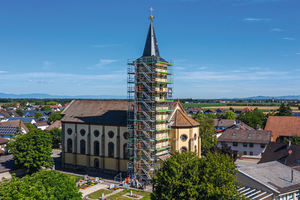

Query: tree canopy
0,170,82,200
47,127,62,147
151,151,244,200
7,129,53,173
225,110,236,119
282,135,300,145
41,105,52,111
34,112,43,119
16,108,23,117
193,114,217,152
20,99,28,107
49,111,62,123
237,108,267,129
276,103,293,116
47,101,58,105
24,122,35,131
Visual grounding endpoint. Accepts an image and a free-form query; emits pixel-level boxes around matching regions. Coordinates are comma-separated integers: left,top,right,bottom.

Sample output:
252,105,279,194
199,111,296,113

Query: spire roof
142,20,160,57
138,9,167,63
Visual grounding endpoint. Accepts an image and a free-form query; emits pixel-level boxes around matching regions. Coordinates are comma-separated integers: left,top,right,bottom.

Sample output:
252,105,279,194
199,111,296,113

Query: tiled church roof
171,109,200,128
61,100,129,126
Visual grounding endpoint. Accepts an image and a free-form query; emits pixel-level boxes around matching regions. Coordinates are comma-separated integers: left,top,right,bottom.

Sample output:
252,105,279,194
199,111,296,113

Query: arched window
123,143,127,159
67,138,72,153
195,145,197,152
80,140,86,154
194,134,197,140
67,128,72,135
94,158,99,168
123,132,128,140
94,141,100,156
80,129,86,136
94,130,100,137
180,147,187,154
108,131,114,138
108,142,114,158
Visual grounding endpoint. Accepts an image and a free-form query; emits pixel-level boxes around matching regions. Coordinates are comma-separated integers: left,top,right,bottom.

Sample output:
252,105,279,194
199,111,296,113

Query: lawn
107,189,151,200
65,174,83,182
87,189,113,199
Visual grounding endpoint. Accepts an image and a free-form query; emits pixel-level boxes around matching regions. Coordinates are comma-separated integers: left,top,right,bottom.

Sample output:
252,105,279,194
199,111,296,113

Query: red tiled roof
0,137,8,144
264,116,300,142
171,109,200,127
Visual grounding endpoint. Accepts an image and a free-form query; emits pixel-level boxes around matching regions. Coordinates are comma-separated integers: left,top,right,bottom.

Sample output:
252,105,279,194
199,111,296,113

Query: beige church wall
64,153,74,164
90,125,102,156
178,128,190,151
90,156,101,168
104,126,118,157
77,124,89,154
77,154,87,166
64,123,75,152
105,158,117,171
119,159,128,172
120,127,128,159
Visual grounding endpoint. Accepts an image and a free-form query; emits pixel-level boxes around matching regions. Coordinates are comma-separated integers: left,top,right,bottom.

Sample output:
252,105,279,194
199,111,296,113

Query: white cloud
199,67,207,70
283,37,295,40
296,53,300,55
0,71,8,73
271,28,283,31
244,18,271,21
94,59,119,68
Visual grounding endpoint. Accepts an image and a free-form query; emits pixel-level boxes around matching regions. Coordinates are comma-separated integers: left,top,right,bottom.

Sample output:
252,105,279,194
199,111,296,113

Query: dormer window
249,133,252,137
233,133,236,136
295,160,300,165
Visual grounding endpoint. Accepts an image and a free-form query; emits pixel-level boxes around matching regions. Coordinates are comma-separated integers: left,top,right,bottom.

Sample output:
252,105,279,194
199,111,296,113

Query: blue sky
0,0,299,99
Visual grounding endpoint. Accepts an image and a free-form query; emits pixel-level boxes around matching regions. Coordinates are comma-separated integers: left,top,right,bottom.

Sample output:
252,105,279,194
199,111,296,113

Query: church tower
127,9,174,185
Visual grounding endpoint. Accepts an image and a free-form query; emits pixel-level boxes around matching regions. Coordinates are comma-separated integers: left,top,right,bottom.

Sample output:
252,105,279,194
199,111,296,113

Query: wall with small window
77,124,89,154
217,141,268,157
90,125,102,156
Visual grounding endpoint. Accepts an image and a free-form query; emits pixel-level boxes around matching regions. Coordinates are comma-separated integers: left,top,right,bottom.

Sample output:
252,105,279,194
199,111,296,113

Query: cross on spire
150,7,153,20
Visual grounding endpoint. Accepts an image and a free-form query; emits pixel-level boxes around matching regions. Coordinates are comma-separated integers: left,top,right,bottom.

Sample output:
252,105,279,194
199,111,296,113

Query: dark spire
142,20,160,57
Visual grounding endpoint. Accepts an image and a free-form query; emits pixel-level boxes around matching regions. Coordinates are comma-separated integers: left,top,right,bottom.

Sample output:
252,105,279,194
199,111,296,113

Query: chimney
287,141,291,148
291,168,294,183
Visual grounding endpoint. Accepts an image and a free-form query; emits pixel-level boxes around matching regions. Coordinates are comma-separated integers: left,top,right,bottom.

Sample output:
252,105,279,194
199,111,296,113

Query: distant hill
246,95,300,100
0,93,126,99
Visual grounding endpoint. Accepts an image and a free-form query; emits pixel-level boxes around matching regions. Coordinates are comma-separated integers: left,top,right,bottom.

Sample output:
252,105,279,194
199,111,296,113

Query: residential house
0,120,29,134
217,129,272,157
214,119,236,130
8,117,36,124
226,122,253,130
45,120,62,131
0,126,19,139
22,110,52,117
241,107,254,112
259,142,300,166
264,116,300,142
204,109,217,114
34,121,49,130
216,108,224,114
237,161,300,200
0,137,8,155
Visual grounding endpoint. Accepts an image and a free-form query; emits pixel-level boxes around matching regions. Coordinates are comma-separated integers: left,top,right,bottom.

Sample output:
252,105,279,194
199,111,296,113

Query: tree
49,111,62,123
34,112,43,119
0,170,82,199
47,127,62,147
225,110,236,119
209,144,238,162
282,135,300,145
193,114,217,152
151,151,245,200
47,101,58,105
237,108,267,129
7,129,53,173
15,119,23,136
24,122,35,131
16,108,23,117
41,105,52,111
35,100,45,105
20,99,28,107
276,103,293,116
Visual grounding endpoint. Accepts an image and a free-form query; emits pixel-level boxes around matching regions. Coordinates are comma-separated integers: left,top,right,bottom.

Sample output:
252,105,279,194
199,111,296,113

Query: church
61,11,201,182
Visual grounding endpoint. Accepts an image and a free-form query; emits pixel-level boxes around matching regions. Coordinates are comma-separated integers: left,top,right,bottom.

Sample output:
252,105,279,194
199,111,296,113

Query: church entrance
94,158,99,168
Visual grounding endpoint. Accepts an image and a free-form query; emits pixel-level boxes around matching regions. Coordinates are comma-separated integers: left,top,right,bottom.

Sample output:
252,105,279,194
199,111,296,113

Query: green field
182,103,225,109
